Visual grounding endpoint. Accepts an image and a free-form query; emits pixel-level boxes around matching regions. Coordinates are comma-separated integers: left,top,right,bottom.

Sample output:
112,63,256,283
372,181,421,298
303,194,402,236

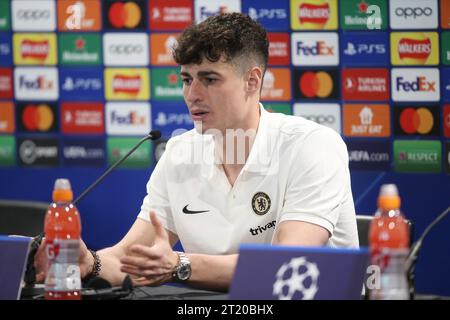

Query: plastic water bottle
368,184,410,300
44,179,82,300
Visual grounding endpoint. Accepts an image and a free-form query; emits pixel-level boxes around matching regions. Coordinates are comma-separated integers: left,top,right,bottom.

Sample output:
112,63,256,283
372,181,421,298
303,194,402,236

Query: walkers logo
107,137,151,168
444,105,450,138
104,33,148,66
0,68,13,99
261,68,291,101
393,105,439,137
391,68,439,102
61,102,104,134
391,32,439,65
194,0,241,24
152,103,193,137
340,32,388,66
0,102,15,133
293,103,341,133
442,68,450,102
0,136,15,166
390,0,438,30
149,0,192,31
17,103,58,133
104,1,146,30
394,140,441,173
18,137,59,167
59,67,103,101
291,32,338,66
441,0,450,29
347,140,390,171
58,33,101,65
343,104,390,137
341,68,389,101
294,69,338,100
63,138,105,167
290,0,337,30
340,0,387,30
0,33,12,66
106,102,151,135
11,0,56,31
0,1,11,30
151,68,183,101
150,33,179,66
104,68,149,100
264,103,292,115
268,33,290,66
14,67,58,101
244,1,289,31
13,34,57,65
57,0,101,31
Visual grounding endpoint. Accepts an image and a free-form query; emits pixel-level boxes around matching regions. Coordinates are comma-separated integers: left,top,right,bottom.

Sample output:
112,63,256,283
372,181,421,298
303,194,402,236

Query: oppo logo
17,9,50,20
395,7,432,19
109,44,143,55
303,114,335,124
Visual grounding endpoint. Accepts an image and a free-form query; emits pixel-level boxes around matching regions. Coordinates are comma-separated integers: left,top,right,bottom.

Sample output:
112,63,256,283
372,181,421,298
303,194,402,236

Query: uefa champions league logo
272,257,320,300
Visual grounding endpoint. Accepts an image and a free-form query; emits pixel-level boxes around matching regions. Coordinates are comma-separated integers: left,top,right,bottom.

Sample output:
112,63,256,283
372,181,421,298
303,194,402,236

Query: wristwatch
172,251,192,281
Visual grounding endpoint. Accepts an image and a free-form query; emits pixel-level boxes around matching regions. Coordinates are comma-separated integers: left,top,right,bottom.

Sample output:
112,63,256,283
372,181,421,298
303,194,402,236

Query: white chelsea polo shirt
138,105,359,254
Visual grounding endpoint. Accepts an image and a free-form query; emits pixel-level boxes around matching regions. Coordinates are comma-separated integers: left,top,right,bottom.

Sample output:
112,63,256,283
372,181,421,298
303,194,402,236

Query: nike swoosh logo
182,205,210,214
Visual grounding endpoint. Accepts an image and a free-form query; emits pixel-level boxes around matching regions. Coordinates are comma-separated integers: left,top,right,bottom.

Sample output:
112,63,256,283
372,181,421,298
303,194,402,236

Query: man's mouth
191,110,210,121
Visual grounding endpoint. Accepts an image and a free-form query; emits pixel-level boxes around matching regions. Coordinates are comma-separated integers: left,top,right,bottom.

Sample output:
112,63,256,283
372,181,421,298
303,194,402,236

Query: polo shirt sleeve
278,127,351,236
137,146,176,234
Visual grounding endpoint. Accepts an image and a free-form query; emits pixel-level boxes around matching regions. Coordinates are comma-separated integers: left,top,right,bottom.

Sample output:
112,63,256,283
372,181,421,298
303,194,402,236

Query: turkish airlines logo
106,102,150,135
103,33,148,66
149,0,192,30
61,103,104,134
12,0,56,31
106,1,145,29
0,68,13,99
394,106,439,136
293,103,341,133
343,104,390,137
14,67,59,100
298,2,330,25
390,0,438,29
268,33,290,65
291,32,338,66
294,69,338,100
18,103,57,133
392,68,439,101
342,68,389,101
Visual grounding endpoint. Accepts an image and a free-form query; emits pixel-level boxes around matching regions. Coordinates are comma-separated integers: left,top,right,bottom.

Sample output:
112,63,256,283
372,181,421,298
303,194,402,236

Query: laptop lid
229,244,369,300
0,235,32,300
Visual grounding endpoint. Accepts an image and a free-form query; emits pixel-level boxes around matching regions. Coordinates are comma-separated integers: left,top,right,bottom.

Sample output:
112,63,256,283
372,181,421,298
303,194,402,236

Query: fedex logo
110,111,145,125
14,67,58,100
296,41,334,56
199,6,227,19
391,68,439,101
194,0,240,23
19,75,53,90
106,102,150,135
291,32,338,66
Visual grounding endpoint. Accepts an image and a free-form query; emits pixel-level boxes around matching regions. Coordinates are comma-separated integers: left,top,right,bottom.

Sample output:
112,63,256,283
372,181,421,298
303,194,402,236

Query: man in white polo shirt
35,13,358,292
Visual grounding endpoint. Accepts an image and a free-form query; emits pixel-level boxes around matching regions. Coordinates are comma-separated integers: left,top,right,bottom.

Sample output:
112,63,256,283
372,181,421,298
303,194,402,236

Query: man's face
180,59,249,134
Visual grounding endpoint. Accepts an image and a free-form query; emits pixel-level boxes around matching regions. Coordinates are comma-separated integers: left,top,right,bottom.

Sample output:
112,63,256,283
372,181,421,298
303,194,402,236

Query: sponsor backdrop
0,0,449,296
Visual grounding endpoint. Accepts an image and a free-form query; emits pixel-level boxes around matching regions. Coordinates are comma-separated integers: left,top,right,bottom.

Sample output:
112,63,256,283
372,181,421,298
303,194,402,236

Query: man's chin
194,121,221,136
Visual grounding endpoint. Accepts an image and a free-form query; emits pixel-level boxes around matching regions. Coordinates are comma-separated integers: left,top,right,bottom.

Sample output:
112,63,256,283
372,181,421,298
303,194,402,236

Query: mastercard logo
399,107,434,134
299,71,333,98
108,2,142,29
22,104,54,132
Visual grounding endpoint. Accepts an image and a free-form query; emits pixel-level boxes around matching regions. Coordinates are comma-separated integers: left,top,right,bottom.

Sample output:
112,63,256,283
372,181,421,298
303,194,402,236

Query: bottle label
45,239,81,292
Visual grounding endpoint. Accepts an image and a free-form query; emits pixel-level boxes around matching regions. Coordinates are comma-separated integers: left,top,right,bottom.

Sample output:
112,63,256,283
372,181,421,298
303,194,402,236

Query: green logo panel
263,103,292,115
59,33,102,65
340,0,387,30
151,68,183,100
394,140,441,173
0,136,15,166
442,32,450,65
0,2,11,30
107,137,151,168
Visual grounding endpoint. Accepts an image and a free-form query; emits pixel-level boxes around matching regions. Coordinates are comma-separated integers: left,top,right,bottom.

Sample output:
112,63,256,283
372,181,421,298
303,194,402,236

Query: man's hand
119,211,178,287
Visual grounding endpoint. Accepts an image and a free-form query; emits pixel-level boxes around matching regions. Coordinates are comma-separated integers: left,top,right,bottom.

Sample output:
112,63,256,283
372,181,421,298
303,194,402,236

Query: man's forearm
185,253,239,292
96,246,128,286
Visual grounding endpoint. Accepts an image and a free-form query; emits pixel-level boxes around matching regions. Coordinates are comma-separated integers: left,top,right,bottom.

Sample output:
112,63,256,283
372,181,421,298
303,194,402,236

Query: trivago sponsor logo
394,140,441,173
343,104,390,137
57,0,101,31
268,33,290,65
391,68,439,102
340,32,388,66
290,0,338,30
291,32,338,66
61,102,104,134
244,1,289,31
293,69,339,100
260,68,291,101
0,102,15,134
391,32,439,65
106,102,151,135
59,67,103,101
393,105,440,137
11,0,56,31
444,105,450,138
17,102,58,133
17,137,59,167
339,0,387,30
152,102,193,137
341,68,389,101
63,138,105,167
149,33,178,66
347,140,391,171
0,136,15,166
13,33,57,65
107,137,151,168
0,68,13,99
151,68,183,100
58,33,101,65
293,103,341,133
104,68,149,100
0,1,11,31
104,0,146,30
149,0,192,31
390,0,438,30
14,67,59,100
194,0,241,24
0,33,12,66
103,33,148,66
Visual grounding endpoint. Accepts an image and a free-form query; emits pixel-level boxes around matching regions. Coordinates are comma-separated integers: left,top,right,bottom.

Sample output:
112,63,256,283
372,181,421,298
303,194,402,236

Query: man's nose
185,79,203,104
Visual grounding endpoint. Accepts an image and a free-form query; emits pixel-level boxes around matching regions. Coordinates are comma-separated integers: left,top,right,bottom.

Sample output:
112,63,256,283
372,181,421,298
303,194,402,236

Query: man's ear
246,67,263,94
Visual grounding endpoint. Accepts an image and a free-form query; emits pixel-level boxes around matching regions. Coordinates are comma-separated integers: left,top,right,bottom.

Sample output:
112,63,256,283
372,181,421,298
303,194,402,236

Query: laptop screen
0,235,32,300
229,244,369,300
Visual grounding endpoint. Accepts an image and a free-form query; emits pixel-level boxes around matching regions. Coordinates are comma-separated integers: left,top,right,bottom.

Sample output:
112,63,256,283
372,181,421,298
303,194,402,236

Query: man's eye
204,78,217,85
182,78,192,85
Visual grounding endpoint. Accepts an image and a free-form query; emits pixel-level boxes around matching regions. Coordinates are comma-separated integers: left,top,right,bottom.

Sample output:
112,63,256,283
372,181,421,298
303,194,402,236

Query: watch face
177,263,191,281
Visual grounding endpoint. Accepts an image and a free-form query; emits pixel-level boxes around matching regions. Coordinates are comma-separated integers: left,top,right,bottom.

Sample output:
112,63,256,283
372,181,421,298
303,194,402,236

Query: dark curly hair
173,13,269,74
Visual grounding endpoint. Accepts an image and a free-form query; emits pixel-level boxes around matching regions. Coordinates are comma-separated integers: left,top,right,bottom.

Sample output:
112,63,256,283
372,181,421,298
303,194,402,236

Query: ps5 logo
62,77,102,91
248,8,287,20
344,42,385,56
